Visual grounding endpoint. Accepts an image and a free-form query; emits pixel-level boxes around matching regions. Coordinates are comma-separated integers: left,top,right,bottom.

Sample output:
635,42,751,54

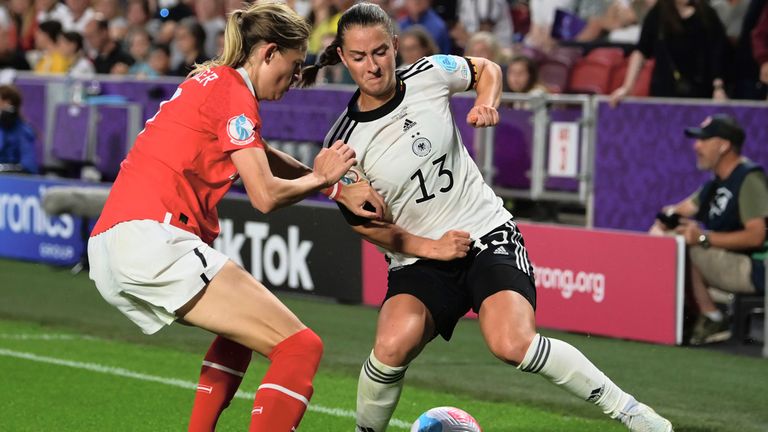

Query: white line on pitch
0,333,98,341
0,348,411,430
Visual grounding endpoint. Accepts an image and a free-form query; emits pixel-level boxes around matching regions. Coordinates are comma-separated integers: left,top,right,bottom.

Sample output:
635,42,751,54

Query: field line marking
0,347,411,430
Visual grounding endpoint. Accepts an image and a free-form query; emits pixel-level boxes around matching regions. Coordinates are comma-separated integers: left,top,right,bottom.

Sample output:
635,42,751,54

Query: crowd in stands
0,0,765,100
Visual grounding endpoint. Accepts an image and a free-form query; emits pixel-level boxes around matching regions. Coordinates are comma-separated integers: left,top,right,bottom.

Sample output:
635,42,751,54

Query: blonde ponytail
190,2,310,76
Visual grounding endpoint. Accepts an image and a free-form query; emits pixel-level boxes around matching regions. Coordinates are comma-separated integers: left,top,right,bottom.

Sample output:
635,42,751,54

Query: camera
656,212,682,229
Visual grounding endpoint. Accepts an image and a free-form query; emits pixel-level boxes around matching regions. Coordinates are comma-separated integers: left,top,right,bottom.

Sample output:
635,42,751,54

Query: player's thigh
178,261,306,355
374,294,436,366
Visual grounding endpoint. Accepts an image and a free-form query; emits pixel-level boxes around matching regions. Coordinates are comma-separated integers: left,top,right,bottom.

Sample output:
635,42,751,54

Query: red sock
188,336,252,432
249,328,323,432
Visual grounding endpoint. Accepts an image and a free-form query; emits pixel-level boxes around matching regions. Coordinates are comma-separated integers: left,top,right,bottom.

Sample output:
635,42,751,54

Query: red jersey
92,66,264,244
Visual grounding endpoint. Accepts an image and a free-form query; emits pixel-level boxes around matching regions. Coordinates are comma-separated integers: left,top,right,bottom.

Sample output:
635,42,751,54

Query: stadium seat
548,45,583,68
609,58,655,96
730,293,764,342
585,47,625,67
538,59,571,93
568,58,613,94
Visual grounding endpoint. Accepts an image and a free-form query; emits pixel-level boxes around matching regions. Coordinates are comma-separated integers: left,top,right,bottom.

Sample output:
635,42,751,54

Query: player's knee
373,337,414,367
487,332,536,366
272,328,324,367
299,328,324,366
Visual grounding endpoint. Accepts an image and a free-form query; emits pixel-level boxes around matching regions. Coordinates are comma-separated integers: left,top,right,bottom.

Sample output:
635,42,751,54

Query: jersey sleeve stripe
400,63,434,81
399,57,429,76
463,57,478,90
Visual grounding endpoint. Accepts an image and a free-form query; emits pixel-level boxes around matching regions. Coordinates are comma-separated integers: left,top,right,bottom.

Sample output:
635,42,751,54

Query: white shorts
88,220,229,335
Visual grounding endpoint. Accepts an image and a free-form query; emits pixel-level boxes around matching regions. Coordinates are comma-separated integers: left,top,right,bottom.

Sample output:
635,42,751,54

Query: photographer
651,114,768,345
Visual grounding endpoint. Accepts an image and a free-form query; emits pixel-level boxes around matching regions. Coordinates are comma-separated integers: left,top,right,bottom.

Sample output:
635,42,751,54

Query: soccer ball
410,407,482,432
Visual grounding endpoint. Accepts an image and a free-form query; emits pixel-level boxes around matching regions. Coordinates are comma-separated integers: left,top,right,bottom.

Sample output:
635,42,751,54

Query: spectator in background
126,0,151,36
727,0,767,100
505,54,547,93
94,0,128,42
84,16,134,74
147,43,171,75
34,20,69,74
711,0,749,43
399,0,452,53
610,0,728,104
753,0,768,90
526,0,575,52
0,85,37,174
8,0,37,53
465,30,504,63
59,30,95,78
63,0,96,33
650,114,768,345
170,16,207,76
126,28,156,77
0,24,30,70
398,24,438,67
36,0,71,25
453,0,514,55
194,0,225,59
575,0,653,44
307,0,340,57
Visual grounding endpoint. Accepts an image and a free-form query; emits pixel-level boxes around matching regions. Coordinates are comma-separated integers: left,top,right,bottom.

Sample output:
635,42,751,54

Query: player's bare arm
263,141,313,179
351,221,471,261
231,141,355,213
465,56,502,128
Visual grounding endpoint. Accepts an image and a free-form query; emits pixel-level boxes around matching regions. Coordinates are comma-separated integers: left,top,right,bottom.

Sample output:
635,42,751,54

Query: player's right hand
337,181,387,220
429,230,472,261
313,140,356,187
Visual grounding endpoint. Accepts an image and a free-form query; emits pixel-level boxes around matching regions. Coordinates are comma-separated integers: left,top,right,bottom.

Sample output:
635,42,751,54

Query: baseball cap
684,114,745,147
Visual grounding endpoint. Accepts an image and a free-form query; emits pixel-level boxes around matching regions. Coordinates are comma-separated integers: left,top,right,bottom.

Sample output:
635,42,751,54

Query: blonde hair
190,1,311,76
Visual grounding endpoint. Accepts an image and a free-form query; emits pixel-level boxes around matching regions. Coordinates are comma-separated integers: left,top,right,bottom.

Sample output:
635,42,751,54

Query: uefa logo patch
434,54,458,73
227,114,256,145
412,136,432,157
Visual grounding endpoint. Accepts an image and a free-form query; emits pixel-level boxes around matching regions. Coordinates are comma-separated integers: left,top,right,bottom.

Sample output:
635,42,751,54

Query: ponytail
189,3,310,76
298,40,343,88
298,2,394,87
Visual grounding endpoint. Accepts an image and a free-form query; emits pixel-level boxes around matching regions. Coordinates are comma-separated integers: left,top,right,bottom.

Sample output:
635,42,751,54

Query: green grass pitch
0,259,766,431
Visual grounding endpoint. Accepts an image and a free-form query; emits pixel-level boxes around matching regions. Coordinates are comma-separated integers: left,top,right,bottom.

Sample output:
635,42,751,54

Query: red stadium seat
538,59,571,93
585,47,625,67
609,58,655,96
567,58,613,94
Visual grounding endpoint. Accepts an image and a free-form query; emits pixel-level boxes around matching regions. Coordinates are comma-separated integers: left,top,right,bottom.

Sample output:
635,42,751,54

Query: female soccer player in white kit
300,3,674,432
88,3,383,431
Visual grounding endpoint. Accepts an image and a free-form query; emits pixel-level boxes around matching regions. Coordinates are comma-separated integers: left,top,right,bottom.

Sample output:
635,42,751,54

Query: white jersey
324,55,512,268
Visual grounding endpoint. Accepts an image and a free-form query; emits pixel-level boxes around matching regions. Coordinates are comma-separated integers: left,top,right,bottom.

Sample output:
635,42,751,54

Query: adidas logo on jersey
403,118,417,132
493,246,509,256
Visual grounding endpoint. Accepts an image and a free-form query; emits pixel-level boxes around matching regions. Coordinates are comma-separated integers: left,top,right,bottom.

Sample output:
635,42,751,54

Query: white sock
704,310,723,322
355,351,408,432
518,334,632,419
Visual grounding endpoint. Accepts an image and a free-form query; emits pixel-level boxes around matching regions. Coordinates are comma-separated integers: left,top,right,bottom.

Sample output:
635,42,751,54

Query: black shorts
385,220,536,341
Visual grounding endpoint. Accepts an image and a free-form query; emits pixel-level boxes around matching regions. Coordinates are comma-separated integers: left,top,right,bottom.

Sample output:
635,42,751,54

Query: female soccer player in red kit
87,3,384,431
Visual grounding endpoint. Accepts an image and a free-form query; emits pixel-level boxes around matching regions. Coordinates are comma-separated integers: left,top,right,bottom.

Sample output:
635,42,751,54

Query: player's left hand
467,104,499,128
674,219,701,245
